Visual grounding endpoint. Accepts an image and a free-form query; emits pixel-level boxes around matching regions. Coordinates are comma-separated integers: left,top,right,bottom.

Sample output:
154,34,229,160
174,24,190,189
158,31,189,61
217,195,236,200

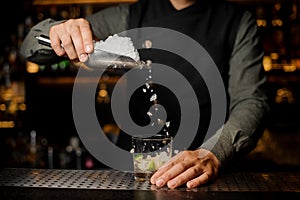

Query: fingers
72,18,94,61
186,172,210,188
151,160,194,188
166,165,203,189
79,20,94,54
49,18,94,62
49,26,66,57
150,152,185,185
151,151,197,188
150,149,220,189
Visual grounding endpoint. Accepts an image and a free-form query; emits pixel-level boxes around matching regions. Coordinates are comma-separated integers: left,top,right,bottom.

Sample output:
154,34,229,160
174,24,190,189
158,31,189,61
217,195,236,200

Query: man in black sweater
20,0,270,189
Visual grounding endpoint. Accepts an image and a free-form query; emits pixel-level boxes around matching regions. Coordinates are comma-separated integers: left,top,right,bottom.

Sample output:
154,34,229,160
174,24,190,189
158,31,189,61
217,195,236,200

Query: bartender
20,0,270,189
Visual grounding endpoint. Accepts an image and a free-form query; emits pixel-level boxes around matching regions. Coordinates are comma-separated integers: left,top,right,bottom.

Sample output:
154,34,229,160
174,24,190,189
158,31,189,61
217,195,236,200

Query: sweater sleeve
86,3,129,40
201,11,270,167
19,18,65,63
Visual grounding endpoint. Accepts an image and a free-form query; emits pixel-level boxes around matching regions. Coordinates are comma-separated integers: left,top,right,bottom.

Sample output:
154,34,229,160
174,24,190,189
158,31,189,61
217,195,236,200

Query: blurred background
0,0,299,171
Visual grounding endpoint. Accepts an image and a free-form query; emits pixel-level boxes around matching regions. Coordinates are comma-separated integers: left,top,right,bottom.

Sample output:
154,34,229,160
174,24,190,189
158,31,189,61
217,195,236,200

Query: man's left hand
150,149,221,189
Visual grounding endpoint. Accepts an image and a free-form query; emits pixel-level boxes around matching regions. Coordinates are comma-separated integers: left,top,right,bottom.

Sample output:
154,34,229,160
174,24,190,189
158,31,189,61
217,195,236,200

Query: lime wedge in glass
147,159,156,171
134,154,143,161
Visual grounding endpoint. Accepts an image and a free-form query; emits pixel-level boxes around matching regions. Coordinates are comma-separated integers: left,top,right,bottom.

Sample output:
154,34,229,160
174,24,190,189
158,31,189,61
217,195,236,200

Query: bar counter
0,168,300,199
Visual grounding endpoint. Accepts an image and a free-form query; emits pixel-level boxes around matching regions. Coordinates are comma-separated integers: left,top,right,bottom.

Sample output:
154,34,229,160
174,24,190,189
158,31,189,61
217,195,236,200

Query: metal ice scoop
84,49,143,69
35,35,144,70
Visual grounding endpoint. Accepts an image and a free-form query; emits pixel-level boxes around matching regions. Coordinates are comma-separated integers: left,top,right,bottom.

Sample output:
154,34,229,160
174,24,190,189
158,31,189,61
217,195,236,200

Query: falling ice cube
150,94,157,102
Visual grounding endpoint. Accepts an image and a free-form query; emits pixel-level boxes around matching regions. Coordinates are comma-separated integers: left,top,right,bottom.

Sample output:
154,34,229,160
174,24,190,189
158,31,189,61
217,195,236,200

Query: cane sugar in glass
132,134,173,182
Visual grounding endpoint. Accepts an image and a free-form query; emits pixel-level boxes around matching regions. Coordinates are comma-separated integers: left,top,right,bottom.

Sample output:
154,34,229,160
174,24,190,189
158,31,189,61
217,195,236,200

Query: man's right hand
49,18,94,62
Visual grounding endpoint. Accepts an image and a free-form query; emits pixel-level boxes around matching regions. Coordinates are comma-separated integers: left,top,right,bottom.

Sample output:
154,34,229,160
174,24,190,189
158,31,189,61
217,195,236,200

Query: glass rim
132,134,173,141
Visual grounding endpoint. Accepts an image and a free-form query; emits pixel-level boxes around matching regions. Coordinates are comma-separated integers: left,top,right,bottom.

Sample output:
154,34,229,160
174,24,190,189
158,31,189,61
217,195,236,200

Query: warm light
8,101,18,114
292,58,300,70
0,121,15,128
257,19,267,27
2,88,12,101
275,88,294,104
283,64,296,72
99,89,108,98
19,103,26,111
272,19,283,27
263,56,272,71
27,61,39,73
270,53,279,61
0,104,6,111
274,3,281,10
